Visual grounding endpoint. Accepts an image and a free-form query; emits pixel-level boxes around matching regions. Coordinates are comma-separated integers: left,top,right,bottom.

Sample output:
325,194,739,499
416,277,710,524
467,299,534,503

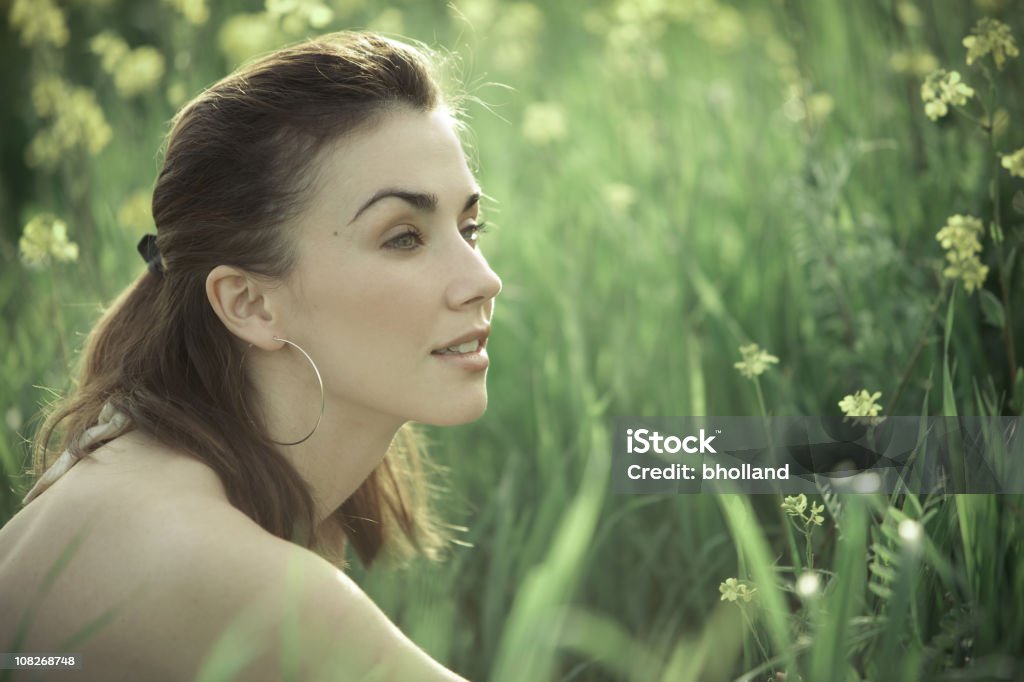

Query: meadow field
2,0,1023,680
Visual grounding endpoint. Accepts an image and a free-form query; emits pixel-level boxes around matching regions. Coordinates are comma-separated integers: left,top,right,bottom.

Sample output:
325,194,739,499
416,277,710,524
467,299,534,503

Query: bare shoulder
0,453,468,681
159,519,471,682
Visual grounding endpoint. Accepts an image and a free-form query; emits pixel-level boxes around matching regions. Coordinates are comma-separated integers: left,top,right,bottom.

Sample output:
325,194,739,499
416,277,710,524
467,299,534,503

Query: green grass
3,0,1024,680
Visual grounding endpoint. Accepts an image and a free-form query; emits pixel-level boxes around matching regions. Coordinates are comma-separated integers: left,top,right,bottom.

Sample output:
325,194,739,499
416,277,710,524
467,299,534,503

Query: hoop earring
241,336,325,446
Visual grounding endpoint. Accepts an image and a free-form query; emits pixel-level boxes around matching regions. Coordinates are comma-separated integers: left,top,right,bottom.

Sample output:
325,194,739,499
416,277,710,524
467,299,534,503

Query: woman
0,31,500,681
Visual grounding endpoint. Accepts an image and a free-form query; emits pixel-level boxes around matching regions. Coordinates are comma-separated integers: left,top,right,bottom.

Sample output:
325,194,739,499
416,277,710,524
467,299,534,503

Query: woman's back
0,434,469,681
0,432,262,679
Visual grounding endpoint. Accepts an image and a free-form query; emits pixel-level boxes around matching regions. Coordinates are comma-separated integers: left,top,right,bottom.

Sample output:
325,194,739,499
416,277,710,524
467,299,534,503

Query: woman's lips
430,344,488,370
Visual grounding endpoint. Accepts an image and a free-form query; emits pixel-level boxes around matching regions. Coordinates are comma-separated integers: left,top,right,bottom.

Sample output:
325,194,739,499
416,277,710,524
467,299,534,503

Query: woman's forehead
317,109,475,202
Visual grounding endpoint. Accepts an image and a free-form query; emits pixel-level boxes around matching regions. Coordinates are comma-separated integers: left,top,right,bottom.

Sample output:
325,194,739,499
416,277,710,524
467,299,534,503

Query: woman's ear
206,265,279,350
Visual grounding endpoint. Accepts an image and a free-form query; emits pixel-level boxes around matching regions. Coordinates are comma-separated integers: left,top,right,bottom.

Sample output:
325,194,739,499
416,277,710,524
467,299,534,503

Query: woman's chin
419,396,489,427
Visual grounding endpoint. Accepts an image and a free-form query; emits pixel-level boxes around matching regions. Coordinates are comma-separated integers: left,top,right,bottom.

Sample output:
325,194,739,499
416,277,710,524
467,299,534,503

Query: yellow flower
368,8,404,36
164,0,209,25
943,251,989,293
936,214,984,254
267,0,334,35
696,5,744,49
1002,147,1024,178
783,494,828,526
19,214,79,268
330,0,365,19
601,182,637,215
166,81,188,107
963,17,1019,70
889,49,938,77
924,98,948,121
765,36,796,66
450,0,498,30
733,343,779,380
9,0,68,48
217,13,283,66
118,190,154,234
896,2,922,27
936,215,988,294
911,52,940,76
522,102,568,146
719,577,757,603
809,501,825,526
90,31,130,73
113,47,166,97
941,71,974,105
783,84,834,125
26,78,112,170
493,3,544,71
807,92,834,124
920,70,975,121
782,494,807,516
838,390,883,418
91,33,166,97
31,76,65,118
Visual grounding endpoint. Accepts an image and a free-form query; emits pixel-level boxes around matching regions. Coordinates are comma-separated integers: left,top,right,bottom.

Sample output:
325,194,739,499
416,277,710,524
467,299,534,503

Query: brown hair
27,31,461,569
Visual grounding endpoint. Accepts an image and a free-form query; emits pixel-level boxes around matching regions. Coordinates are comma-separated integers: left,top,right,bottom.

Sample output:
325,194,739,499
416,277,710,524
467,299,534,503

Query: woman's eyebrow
348,188,480,224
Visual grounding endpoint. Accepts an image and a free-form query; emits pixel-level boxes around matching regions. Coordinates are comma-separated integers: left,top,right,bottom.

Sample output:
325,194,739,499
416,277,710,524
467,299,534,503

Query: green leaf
870,542,898,565
989,220,1004,244
1012,189,1024,215
1012,367,1024,415
942,286,958,418
869,561,898,584
868,582,893,599
978,289,1005,329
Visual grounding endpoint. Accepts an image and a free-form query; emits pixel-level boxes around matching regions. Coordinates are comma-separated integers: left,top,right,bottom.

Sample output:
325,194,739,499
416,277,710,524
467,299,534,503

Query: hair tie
137,233,164,276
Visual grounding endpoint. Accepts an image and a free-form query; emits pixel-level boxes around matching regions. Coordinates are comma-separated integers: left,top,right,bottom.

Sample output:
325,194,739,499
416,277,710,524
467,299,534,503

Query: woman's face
274,107,502,427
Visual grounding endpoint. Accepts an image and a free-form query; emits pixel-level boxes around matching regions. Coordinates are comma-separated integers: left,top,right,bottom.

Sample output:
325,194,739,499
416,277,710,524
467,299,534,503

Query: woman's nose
447,243,502,309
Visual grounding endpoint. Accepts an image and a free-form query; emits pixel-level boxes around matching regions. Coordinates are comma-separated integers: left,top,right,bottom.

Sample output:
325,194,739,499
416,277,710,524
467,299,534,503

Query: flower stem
951,105,986,129
740,603,772,668
753,376,779,462
754,376,768,419
984,79,1018,388
804,526,814,571
884,283,948,417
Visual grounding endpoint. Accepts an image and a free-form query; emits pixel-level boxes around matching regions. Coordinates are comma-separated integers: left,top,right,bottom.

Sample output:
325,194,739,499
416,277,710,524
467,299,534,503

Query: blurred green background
3,0,1024,680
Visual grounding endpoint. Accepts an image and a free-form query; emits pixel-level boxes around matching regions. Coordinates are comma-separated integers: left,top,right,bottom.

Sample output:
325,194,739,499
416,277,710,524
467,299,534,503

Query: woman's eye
385,228,423,250
462,221,489,245
385,222,490,250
